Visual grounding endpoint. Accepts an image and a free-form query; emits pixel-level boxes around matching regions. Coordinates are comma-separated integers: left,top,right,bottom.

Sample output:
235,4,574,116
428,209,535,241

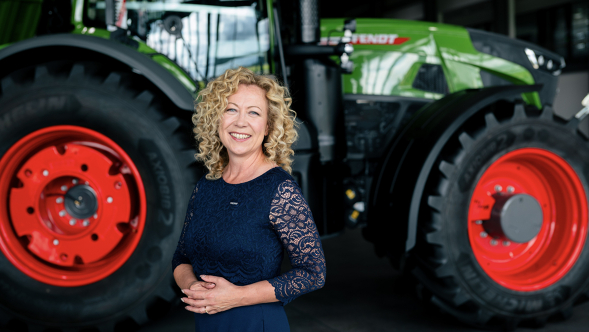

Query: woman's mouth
230,133,251,139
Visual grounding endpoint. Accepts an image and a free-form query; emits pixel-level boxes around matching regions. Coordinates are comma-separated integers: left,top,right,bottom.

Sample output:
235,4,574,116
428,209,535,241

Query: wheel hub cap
64,185,98,220
484,193,543,243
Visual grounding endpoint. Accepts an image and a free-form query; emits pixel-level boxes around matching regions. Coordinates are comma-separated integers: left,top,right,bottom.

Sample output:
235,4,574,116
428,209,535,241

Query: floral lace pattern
267,180,326,304
171,167,326,305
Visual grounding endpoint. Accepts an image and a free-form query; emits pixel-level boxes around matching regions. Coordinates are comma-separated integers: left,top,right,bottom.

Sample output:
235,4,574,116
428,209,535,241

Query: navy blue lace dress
172,167,326,332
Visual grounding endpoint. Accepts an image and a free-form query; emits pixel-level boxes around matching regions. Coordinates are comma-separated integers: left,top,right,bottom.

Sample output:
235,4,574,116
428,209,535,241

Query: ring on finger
205,306,209,314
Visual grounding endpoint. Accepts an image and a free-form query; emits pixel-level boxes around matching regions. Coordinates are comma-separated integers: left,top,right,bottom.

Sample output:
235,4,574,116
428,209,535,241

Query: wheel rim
468,148,588,291
0,126,146,287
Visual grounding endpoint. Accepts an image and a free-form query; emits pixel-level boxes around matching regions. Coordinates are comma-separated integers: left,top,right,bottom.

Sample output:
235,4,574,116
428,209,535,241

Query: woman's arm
172,184,215,293
174,264,215,290
266,179,326,304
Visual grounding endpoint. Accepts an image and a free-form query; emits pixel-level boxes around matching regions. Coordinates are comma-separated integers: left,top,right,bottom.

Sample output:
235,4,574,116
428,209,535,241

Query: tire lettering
139,139,175,212
459,260,568,313
158,210,173,226
460,263,478,280
147,152,172,209
523,299,543,312
0,96,74,131
493,296,518,311
544,287,567,307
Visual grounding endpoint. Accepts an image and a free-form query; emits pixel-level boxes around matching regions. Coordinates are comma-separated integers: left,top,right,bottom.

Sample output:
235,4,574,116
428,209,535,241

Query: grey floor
140,228,589,332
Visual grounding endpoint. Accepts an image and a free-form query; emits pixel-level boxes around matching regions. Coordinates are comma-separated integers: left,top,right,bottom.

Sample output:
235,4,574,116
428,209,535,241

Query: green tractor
0,0,585,331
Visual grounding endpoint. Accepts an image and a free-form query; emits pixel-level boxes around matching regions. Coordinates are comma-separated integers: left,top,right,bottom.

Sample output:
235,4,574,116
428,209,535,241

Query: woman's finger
188,281,216,291
182,289,207,299
181,296,206,308
200,275,226,285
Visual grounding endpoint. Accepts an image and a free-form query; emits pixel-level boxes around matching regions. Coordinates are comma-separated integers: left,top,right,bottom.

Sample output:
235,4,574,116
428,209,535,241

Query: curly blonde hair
192,67,298,180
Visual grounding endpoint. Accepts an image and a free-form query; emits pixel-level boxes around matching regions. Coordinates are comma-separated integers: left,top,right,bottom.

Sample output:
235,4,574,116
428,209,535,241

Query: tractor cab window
85,0,271,82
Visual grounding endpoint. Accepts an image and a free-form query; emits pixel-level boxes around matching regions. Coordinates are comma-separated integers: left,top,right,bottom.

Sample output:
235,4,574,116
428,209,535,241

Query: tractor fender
368,84,543,258
0,33,195,111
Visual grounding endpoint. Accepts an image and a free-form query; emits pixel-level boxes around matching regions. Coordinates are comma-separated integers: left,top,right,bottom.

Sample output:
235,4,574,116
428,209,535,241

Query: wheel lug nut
475,220,483,225
61,185,68,191
107,197,113,203
507,186,514,193
490,239,498,246
69,219,76,226
503,241,511,246
82,219,90,227
94,214,98,219
56,197,63,204
494,185,502,192
59,210,66,217
43,170,49,176
72,179,78,185
480,231,488,238
53,239,59,245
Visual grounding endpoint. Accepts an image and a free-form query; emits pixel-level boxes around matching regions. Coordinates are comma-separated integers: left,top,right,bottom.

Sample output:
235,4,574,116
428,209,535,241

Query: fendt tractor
0,0,586,330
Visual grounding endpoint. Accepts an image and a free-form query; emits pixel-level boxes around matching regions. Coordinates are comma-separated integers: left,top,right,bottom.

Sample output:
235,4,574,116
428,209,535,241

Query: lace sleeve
171,185,198,272
267,180,326,305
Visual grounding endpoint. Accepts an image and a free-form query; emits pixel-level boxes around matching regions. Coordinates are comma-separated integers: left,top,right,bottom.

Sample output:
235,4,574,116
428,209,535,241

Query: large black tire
412,102,589,329
0,61,199,331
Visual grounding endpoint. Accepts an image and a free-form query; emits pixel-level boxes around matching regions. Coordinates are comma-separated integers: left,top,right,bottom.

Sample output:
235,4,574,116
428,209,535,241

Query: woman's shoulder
265,166,296,184
192,173,219,192
263,167,303,197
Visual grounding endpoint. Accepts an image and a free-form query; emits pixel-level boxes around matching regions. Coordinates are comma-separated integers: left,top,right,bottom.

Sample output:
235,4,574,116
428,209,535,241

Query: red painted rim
468,148,588,291
0,126,146,287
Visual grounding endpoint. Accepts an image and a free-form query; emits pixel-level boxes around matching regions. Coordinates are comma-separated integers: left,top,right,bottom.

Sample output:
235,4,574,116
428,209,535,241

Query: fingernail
181,298,185,302
200,275,205,278
181,290,185,294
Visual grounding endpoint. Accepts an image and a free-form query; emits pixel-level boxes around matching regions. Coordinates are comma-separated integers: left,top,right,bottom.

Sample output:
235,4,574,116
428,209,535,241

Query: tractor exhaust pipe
298,0,319,44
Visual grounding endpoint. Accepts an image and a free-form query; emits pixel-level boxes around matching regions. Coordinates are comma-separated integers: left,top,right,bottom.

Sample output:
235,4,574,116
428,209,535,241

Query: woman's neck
222,151,276,184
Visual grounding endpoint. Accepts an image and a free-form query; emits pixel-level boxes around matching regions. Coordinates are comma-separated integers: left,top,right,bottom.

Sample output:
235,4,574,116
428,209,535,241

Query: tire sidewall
0,77,191,325
444,118,589,318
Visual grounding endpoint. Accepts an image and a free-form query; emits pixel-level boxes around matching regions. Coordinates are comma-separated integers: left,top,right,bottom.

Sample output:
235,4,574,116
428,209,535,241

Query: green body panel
321,18,540,107
0,0,43,44
267,0,275,72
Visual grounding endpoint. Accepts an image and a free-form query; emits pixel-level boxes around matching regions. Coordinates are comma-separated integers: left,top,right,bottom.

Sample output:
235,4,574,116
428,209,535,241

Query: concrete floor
140,228,589,332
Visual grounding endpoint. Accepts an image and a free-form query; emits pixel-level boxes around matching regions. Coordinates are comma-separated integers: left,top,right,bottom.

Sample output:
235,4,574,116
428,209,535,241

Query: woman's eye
249,111,260,116
226,108,237,113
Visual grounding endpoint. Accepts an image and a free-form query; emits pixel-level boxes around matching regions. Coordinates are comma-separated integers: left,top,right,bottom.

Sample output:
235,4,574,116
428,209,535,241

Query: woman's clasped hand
181,275,241,315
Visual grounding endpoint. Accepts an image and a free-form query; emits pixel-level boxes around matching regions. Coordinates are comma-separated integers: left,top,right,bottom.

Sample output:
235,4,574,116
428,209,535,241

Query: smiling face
219,84,269,162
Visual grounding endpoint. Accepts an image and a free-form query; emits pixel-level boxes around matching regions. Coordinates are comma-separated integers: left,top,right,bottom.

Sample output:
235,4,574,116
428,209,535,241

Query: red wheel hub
0,126,146,287
468,148,587,291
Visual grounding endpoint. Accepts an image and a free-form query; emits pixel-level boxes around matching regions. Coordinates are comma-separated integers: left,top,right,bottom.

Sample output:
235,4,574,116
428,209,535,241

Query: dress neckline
220,166,282,186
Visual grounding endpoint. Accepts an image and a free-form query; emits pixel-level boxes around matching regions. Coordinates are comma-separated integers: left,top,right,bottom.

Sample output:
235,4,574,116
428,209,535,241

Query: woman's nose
235,111,247,126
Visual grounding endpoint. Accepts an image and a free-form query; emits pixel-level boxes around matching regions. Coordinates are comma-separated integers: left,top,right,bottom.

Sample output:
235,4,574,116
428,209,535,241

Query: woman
171,67,326,331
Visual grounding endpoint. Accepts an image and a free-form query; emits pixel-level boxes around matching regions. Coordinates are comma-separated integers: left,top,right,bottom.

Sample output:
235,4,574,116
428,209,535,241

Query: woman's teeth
231,133,251,139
